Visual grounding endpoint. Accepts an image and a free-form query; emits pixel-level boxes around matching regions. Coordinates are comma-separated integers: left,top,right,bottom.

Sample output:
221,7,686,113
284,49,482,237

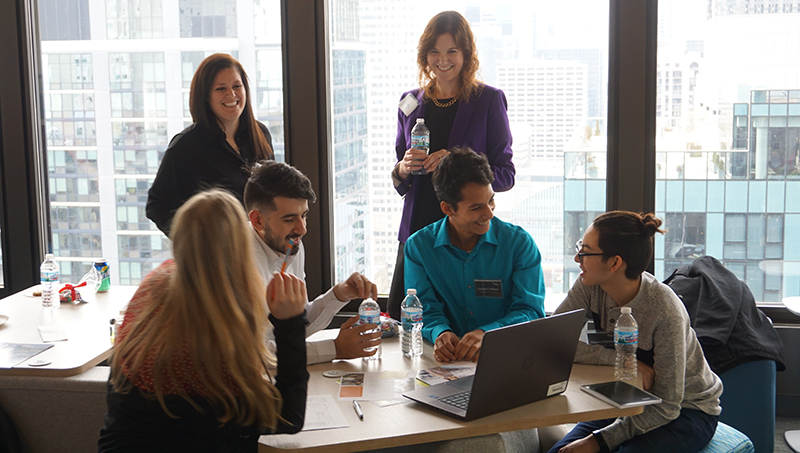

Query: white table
259,334,641,452
0,285,137,376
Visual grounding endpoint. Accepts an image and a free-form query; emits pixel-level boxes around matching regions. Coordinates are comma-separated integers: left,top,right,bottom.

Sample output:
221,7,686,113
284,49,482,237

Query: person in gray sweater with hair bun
549,211,722,453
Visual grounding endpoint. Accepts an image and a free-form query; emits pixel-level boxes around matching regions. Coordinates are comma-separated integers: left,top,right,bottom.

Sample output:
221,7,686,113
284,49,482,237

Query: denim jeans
546,408,718,453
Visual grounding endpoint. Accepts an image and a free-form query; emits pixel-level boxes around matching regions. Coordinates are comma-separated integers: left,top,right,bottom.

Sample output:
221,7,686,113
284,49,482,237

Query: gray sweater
554,272,722,450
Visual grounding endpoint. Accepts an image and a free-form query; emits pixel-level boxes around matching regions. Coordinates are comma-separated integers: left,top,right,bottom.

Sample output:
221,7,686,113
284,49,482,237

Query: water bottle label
41,272,59,283
614,329,638,345
401,308,422,323
411,135,429,151
359,313,380,325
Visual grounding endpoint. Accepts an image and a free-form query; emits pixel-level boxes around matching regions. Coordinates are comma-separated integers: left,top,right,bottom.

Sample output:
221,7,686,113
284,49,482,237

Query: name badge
474,280,503,298
399,93,419,116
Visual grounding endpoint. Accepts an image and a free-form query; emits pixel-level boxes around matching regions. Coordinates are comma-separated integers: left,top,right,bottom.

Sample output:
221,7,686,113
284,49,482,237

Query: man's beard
263,228,301,256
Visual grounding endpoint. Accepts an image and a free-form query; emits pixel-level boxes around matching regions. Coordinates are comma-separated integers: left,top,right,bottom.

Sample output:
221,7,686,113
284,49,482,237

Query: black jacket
98,313,308,452
146,122,273,236
664,255,785,374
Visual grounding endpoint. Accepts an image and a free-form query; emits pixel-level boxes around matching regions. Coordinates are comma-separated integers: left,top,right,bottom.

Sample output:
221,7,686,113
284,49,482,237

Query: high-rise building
536,49,603,118
331,0,370,282
498,60,588,161
41,0,287,285
358,0,418,291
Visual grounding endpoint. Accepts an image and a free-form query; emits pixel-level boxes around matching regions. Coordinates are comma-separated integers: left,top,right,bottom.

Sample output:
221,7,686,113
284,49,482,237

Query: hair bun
640,213,664,236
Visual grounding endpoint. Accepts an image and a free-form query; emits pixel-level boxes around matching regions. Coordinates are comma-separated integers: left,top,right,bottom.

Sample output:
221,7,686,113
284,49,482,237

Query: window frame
0,0,674,299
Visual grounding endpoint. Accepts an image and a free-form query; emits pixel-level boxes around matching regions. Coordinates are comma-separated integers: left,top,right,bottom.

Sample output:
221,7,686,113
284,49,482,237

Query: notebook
403,309,587,421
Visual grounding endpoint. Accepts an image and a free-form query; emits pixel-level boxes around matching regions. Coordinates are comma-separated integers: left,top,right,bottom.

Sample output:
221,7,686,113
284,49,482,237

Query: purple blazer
394,84,515,243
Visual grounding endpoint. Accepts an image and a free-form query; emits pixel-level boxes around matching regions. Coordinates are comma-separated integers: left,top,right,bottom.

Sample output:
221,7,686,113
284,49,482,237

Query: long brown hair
417,11,481,102
190,53,274,160
111,189,282,428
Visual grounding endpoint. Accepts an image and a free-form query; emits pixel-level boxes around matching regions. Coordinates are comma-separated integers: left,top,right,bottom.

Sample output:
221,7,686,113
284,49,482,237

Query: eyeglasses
575,240,604,263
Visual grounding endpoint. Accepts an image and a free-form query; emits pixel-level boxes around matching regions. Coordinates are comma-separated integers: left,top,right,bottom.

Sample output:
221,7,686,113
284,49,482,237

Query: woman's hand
266,272,307,320
423,149,450,173
396,148,428,179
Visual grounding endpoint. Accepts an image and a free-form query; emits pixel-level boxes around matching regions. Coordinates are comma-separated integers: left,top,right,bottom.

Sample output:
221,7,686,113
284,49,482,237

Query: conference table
259,333,643,452
0,285,137,377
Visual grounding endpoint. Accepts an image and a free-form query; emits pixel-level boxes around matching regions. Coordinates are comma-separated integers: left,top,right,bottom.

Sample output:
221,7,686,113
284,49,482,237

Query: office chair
698,422,754,453
717,359,777,453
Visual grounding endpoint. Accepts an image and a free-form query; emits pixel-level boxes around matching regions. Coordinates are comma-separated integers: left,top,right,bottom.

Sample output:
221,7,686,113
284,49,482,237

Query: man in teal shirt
404,147,545,363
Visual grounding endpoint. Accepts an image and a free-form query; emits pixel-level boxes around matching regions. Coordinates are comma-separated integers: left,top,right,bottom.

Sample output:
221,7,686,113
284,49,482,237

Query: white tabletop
0,285,137,376
259,333,641,452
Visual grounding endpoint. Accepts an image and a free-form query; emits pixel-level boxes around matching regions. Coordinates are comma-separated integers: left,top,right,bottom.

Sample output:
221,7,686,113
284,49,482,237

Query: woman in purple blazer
387,11,516,318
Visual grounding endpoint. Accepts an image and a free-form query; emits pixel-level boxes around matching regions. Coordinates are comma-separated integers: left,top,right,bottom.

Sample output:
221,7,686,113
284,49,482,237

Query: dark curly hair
432,147,494,209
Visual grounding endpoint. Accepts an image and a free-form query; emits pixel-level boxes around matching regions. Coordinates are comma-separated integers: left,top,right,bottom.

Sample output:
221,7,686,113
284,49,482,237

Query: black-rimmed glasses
575,240,604,263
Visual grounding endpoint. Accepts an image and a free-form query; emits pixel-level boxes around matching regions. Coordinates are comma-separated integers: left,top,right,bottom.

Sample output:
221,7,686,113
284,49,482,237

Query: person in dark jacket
146,53,274,236
99,189,309,452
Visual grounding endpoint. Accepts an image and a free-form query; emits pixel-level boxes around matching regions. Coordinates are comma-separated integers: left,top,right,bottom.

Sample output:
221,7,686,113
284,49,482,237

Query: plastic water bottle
401,289,423,357
357,298,382,360
40,254,61,310
614,306,638,381
410,118,430,175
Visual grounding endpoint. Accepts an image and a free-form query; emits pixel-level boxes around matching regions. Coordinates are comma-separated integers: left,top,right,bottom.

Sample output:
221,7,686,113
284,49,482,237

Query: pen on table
352,400,364,421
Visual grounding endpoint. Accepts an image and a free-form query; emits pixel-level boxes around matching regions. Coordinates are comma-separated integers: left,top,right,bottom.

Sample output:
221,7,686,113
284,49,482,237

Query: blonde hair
417,11,481,102
111,189,281,428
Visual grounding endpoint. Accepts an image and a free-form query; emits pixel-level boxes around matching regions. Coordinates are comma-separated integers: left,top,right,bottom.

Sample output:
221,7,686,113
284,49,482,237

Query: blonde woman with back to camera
98,189,309,452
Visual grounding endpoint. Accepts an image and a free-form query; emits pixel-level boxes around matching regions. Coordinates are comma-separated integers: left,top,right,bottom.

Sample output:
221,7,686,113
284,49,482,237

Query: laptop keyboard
438,391,471,410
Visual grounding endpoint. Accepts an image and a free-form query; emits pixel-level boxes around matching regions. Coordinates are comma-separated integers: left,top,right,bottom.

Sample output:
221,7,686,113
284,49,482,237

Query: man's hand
433,331,459,362
333,316,382,359
638,361,655,390
266,272,307,320
332,273,378,302
558,434,600,453
454,329,485,362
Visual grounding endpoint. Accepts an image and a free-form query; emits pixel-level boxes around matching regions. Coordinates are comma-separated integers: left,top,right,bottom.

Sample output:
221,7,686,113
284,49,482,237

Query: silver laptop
403,309,587,421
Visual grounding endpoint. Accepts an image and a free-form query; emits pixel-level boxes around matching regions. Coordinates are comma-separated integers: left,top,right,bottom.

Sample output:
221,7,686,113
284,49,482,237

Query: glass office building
564,89,800,302
37,0,373,286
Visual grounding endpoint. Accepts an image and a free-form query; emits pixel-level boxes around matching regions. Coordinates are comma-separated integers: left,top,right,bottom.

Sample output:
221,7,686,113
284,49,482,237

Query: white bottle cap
45,253,54,259
416,118,424,123
407,288,417,295
621,306,632,314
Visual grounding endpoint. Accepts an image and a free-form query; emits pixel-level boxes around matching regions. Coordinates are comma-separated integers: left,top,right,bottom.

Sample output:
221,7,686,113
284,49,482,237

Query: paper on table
38,325,68,342
301,394,349,431
371,371,417,407
415,365,476,387
338,372,395,401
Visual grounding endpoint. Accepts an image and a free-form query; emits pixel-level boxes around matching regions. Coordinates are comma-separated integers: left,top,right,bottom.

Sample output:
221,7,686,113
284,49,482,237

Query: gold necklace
430,90,458,108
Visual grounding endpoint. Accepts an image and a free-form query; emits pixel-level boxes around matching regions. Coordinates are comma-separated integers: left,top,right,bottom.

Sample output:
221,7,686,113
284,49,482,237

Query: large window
654,0,800,303
37,0,285,285
328,0,609,308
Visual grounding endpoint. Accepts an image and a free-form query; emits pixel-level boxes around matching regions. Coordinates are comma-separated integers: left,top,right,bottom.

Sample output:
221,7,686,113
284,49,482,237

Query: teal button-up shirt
404,216,546,343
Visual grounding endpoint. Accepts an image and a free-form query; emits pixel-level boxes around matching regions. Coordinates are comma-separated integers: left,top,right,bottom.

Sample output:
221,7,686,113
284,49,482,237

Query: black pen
352,400,364,421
